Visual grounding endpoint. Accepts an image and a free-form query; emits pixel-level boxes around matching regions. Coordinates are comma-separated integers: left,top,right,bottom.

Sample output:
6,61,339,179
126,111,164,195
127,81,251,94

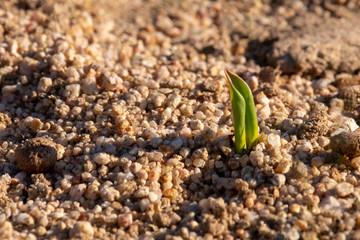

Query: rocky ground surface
1,0,360,239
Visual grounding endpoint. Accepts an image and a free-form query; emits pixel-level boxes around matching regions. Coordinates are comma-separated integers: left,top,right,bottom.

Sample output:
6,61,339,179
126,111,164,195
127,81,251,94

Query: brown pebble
334,74,360,89
15,138,58,173
258,66,280,83
351,157,360,170
330,131,360,158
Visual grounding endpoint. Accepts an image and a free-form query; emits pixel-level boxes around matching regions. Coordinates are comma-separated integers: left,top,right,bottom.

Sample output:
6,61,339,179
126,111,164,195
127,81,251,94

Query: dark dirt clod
261,83,280,98
330,131,360,158
14,138,57,173
258,66,280,83
334,74,360,89
339,85,360,115
297,117,330,139
257,12,360,76
297,102,332,139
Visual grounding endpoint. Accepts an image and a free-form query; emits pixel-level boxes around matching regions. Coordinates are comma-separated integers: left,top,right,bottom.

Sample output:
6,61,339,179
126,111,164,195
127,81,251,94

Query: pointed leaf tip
224,69,259,154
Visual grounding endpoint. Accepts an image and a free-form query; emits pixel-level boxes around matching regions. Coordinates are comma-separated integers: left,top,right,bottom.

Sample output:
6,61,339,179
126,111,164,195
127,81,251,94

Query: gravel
1,0,360,239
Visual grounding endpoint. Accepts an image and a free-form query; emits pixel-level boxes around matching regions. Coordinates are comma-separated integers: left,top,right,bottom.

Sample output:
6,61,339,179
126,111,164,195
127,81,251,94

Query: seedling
224,70,258,154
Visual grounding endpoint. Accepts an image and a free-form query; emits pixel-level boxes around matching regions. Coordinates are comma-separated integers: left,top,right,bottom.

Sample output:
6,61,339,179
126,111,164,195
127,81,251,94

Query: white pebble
148,151,163,162
268,133,281,148
70,221,94,239
336,182,354,197
134,187,149,198
64,84,81,99
37,77,52,92
341,117,359,132
100,187,120,201
102,72,123,91
148,191,159,202
69,184,87,200
93,153,111,165
296,140,313,152
51,53,66,68
16,213,34,226
249,151,264,167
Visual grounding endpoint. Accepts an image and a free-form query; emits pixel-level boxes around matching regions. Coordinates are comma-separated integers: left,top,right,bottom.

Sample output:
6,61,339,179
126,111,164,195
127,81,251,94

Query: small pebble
93,153,111,165
336,182,354,197
70,221,94,239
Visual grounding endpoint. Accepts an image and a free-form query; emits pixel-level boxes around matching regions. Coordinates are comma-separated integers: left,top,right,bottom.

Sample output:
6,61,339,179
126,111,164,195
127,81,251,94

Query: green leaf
225,70,259,153
225,71,246,154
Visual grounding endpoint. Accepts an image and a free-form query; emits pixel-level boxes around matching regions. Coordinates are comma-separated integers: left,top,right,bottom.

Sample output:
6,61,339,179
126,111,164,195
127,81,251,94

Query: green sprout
224,69,258,154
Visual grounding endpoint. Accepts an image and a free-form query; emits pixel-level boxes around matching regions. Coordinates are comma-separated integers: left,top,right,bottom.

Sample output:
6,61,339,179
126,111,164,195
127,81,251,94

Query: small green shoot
224,70,258,154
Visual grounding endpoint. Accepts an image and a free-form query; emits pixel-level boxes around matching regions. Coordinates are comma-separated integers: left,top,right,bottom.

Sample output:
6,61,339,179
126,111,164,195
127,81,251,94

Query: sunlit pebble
117,213,133,227
148,192,159,202
16,213,34,226
290,204,301,214
148,168,160,182
253,202,264,212
102,72,124,91
70,221,94,239
136,170,148,180
162,181,173,190
93,153,111,165
245,198,254,208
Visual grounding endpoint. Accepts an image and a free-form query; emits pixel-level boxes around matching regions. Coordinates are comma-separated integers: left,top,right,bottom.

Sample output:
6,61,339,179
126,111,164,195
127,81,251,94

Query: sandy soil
1,0,360,239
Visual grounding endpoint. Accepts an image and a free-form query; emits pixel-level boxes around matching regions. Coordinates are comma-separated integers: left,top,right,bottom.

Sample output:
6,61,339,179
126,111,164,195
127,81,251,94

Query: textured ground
1,0,360,239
